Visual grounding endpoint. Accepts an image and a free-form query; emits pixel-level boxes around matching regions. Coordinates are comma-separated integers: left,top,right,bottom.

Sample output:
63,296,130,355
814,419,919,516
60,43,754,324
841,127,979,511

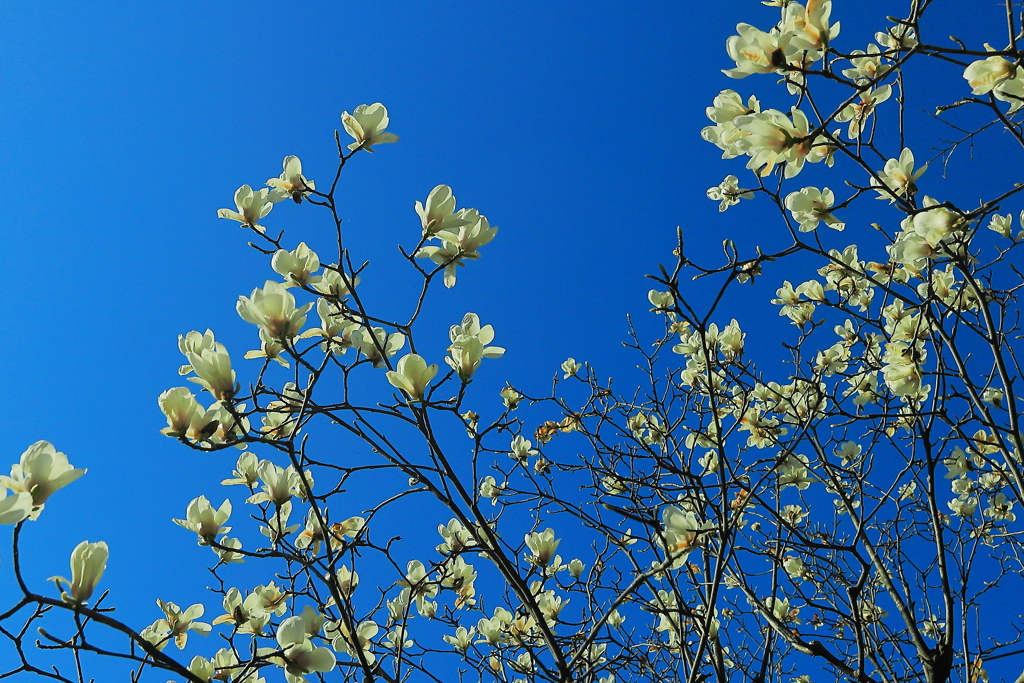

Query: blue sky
0,0,1013,679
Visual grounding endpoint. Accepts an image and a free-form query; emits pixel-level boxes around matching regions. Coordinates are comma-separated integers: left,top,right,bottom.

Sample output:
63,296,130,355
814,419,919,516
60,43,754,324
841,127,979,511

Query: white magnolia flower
0,441,86,519
416,210,498,287
416,185,472,236
213,536,244,564
781,0,839,51
386,353,438,401
153,600,212,650
342,103,399,152
247,460,313,506
992,65,1024,112
510,435,539,461
272,242,321,287
561,358,582,378
842,44,892,83
835,85,891,139
723,24,796,78
988,213,1013,239
217,185,278,233
447,313,505,380
480,476,502,504
267,155,315,203
872,148,926,202
875,24,917,50
661,506,714,568
500,385,523,409
173,496,232,545
260,500,300,543
184,340,237,401
51,540,108,603
702,90,760,158
707,175,754,211
525,528,561,566
312,266,359,300
237,280,312,341
785,186,844,232
158,388,201,438
733,107,817,178
352,327,406,367
964,55,1016,95
327,619,379,665
443,626,475,652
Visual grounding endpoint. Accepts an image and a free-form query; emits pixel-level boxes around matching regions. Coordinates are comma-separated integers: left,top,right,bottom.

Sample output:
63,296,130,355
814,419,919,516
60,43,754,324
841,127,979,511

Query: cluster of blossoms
414,184,499,287
24,9,1024,676
670,318,744,394
703,93,833,178
943,434,1018,530
0,443,105,605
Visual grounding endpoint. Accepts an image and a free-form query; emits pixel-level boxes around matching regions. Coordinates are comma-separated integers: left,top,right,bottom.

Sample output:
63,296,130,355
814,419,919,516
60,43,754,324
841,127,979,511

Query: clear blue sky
0,0,1007,678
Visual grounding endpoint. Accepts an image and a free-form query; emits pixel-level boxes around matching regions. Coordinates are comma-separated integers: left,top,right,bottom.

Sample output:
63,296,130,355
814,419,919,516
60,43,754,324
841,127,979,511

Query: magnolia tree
4,2,1024,682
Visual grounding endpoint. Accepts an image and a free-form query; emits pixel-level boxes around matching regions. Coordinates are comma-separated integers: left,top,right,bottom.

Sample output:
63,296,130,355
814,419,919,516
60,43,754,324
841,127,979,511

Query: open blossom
173,496,232,545
882,340,927,397
964,55,1016,95
510,435,538,461
480,476,502,504
835,85,891,139
443,626,476,652
51,540,107,603
785,187,844,232
447,313,505,380
303,299,359,354
267,615,336,681
525,528,561,566
217,185,278,233
702,90,760,159
875,24,917,50
260,500,300,543
327,619,379,665
723,24,796,78
267,155,315,203
416,185,472,236
197,401,251,446
0,441,86,519
342,103,399,152
733,107,816,178
842,44,892,83
501,386,523,409
213,536,244,564
237,280,312,341
415,209,498,287
177,329,217,374
313,266,359,301
272,242,321,287
661,507,714,568
352,327,406,367
153,600,212,650
872,148,926,202
386,353,438,401
988,213,1014,239
782,0,839,51
707,175,754,212
247,460,313,506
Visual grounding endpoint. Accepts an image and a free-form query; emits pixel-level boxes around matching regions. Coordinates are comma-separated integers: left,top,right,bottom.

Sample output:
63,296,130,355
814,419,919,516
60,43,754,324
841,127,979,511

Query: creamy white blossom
342,103,399,152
